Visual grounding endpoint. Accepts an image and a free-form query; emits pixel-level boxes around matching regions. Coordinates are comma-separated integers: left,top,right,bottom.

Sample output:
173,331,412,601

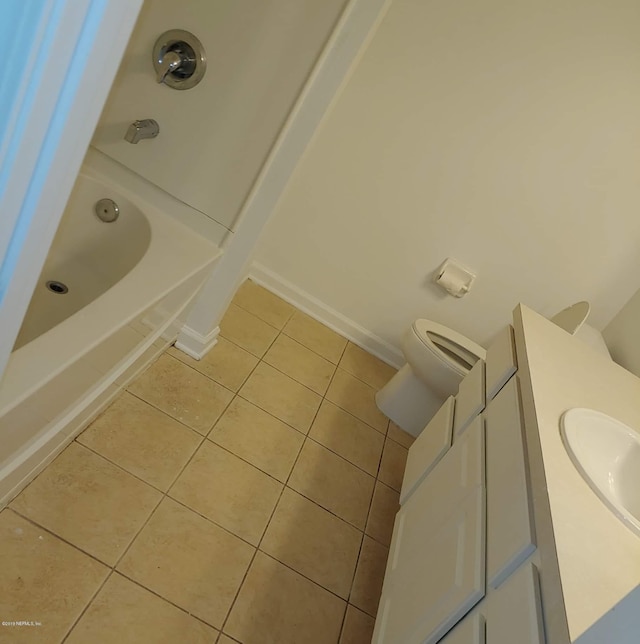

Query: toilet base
375,364,445,437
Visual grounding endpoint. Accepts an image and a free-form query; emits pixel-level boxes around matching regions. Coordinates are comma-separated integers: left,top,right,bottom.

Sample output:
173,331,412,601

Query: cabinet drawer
453,359,486,437
486,563,544,644
484,325,517,401
485,376,535,588
401,395,454,504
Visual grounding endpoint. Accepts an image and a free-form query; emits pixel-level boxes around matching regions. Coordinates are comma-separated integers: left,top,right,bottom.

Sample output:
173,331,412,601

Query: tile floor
0,280,413,644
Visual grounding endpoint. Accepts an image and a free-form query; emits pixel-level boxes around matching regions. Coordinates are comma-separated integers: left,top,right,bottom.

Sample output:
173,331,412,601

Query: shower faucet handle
155,50,183,84
124,119,159,144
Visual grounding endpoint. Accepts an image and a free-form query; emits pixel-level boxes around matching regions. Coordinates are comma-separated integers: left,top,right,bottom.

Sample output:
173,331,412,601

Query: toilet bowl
375,319,486,437
376,302,609,438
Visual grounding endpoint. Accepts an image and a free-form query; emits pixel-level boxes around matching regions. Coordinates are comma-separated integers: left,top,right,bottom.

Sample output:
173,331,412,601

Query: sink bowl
560,408,640,537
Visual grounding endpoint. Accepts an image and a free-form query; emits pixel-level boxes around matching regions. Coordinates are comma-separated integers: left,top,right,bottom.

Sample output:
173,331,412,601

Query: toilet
375,302,610,438
375,320,486,437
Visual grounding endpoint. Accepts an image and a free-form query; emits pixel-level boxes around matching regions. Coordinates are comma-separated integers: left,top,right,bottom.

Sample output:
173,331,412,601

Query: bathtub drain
46,280,69,294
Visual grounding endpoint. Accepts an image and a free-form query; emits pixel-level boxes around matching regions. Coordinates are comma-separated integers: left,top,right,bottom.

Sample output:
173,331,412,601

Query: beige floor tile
11,443,161,565
378,438,408,492
225,551,345,644
263,334,336,395
66,573,218,644
218,636,240,644
231,280,295,330
128,354,234,434
239,362,321,434
350,536,389,617
170,441,282,545
0,509,108,644
78,392,201,491
261,488,361,598
387,420,416,448
326,369,389,433
288,441,374,530
219,304,279,357
309,400,384,476
365,482,400,547
209,397,303,482
282,311,348,364
168,338,259,392
117,498,254,629
339,343,397,390
340,605,375,644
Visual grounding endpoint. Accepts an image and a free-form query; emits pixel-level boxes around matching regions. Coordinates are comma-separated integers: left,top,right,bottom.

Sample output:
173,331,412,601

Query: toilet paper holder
434,258,476,298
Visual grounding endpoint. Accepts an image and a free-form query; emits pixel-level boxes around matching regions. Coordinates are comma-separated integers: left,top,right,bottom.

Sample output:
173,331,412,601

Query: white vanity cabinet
373,420,485,644
440,563,545,644
374,319,556,644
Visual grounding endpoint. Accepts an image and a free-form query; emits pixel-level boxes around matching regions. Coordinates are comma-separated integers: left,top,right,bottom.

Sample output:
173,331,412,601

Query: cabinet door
484,325,517,401
454,359,485,437
486,563,544,644
373,422,486,644
438,612,485,644
401,396,454,504
485,377,535,588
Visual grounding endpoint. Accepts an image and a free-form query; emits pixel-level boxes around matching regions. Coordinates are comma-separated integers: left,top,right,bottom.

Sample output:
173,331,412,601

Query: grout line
332,335,367,640
112,389,206,434
59,569,115,643
54,393,245,639
265,332,337,368
278,485,366,533
203,434,296,485
217,351,327,636
254,549,353,604
123,387,231,439
247,358,328,398
321,396,388,437
280,325,347,365
302,434,379,480
148,351,237,397
223,301,284,334
161,494,260,550
7,507,115,570
10,505,231,639
111,569,221,631
385,432,413,450
71,441,175,496
233,391,314,437
261,353,339,398
8,296,401,643
175,305,391,443
167,340,257,395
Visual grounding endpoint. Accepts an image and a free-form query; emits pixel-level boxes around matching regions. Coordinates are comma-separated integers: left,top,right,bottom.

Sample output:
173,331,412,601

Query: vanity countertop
513,305,640,642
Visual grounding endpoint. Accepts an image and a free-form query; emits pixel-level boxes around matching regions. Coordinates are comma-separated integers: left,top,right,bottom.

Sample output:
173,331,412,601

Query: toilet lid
550,301,590,335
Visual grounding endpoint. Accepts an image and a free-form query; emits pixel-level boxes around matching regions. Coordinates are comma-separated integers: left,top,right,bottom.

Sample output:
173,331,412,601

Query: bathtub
0,162,221,505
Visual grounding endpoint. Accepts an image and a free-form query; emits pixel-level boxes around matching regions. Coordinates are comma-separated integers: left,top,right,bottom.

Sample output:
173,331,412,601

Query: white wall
603,288,640,377
93,0,347,235
253,0,640,363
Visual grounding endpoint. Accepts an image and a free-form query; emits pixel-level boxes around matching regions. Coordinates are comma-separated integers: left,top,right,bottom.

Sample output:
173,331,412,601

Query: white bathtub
0,163,221,505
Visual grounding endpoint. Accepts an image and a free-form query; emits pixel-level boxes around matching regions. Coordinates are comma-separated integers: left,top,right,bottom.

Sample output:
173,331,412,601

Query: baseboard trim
249,262,404,369
175,324,220,360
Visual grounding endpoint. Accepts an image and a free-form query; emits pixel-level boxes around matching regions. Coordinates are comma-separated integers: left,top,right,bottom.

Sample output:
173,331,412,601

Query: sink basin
560,408,640,537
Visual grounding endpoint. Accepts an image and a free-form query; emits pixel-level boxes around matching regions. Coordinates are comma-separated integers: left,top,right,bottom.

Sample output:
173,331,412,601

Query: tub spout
125,119,159,144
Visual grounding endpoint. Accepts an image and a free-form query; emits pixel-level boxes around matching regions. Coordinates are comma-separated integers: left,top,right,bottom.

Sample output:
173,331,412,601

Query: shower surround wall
92,0,349,240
